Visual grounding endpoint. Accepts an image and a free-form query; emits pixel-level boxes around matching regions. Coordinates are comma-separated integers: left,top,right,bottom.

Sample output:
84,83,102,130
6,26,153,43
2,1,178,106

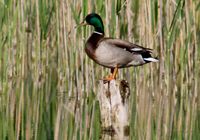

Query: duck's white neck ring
94,31,103,35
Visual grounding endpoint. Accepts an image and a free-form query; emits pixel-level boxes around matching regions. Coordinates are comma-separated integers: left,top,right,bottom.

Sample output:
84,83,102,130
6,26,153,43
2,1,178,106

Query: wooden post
97,79,130,139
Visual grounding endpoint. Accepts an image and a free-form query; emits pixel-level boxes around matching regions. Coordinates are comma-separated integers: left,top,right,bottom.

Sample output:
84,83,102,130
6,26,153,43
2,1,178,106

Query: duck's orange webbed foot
102,67,118,84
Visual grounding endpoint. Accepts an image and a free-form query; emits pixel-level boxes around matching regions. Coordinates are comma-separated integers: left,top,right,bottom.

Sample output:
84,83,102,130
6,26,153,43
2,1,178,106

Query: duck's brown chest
85,33,104,61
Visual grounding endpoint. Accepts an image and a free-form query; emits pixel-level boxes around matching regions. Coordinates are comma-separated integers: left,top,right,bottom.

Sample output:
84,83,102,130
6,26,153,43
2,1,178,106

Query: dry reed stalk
34,0,40,139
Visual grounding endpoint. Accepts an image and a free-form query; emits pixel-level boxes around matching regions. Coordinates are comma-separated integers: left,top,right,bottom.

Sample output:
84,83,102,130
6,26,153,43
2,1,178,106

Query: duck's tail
142,51,159,63
144,57,159,62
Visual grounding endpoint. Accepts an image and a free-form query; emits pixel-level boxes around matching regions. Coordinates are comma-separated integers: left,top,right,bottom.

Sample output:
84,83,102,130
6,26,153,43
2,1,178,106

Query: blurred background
0,0,200,139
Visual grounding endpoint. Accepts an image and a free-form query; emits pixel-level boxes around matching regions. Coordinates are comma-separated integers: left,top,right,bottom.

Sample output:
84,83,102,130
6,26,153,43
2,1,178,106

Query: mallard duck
76,13,158,83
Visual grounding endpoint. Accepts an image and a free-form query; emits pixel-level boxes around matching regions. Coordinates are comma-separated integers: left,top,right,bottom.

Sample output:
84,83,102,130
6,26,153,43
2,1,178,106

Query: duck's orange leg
102,67,118,83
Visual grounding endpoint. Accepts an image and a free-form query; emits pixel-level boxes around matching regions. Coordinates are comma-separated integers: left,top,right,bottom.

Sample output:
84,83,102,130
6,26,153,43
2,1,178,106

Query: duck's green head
76,13,104,35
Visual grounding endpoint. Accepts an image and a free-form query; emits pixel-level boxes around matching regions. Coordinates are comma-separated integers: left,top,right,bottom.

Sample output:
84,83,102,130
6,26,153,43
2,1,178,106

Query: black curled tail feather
141,51,158,63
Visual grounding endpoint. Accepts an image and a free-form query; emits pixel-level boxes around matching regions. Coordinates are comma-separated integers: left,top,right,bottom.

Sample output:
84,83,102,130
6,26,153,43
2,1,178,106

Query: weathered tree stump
97,79,130,139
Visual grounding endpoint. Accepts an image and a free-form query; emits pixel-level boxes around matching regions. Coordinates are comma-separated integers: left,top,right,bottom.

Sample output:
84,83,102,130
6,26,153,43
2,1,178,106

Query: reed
0,0,199,139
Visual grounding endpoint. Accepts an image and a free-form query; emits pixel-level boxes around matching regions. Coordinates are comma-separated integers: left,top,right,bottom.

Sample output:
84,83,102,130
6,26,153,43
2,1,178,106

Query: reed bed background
0,0,200,139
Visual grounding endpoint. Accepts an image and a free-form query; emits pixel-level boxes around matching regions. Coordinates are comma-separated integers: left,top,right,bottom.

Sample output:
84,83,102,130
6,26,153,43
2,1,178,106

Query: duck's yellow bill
75,21,88,28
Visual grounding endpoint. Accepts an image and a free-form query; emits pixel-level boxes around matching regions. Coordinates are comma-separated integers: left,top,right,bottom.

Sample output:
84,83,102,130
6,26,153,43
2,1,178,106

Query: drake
76,13,158,83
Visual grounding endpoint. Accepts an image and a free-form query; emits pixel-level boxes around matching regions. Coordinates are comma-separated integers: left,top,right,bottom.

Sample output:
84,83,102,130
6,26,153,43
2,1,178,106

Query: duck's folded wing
103,38,152,53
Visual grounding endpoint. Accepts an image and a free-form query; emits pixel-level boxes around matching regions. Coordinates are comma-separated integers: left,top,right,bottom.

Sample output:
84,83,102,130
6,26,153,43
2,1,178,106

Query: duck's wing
103,38,152,53
102,38,158,62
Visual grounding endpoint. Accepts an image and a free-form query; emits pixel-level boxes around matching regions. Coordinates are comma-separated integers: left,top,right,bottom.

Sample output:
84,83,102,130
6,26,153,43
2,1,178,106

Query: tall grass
0,0,199,139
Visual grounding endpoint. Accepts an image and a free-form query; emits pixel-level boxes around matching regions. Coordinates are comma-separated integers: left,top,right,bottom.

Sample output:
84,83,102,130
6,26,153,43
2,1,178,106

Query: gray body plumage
95,41,145,68
85,32,158,69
